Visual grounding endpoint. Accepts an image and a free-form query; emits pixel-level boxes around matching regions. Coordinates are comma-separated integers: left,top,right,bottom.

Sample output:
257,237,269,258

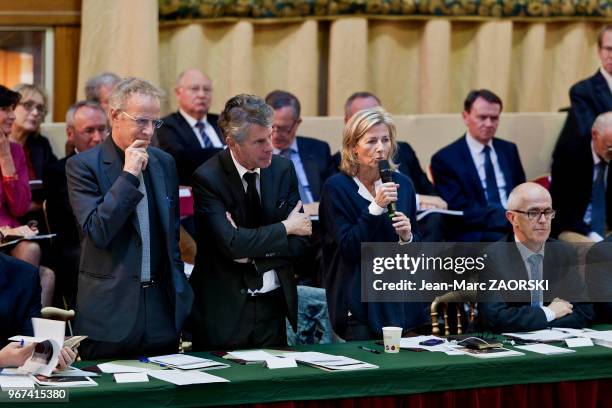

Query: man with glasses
156,68,224,186
66,78,193,358
555,24,612,149
43,101,109,308
551,112,612,242
479,182,593,332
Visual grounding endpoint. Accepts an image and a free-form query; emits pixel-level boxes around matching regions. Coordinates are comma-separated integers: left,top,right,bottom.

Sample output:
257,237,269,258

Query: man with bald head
551,111,612,242
156,69,224,185
479,182,593,332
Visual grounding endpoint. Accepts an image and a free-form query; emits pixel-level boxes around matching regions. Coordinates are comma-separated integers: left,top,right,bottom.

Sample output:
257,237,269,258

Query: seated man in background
156,68,224,186
84,72,121,114
480,182,593,333
341,92,448,242
431,89,526,242
551,112,612,242
43,101,108,309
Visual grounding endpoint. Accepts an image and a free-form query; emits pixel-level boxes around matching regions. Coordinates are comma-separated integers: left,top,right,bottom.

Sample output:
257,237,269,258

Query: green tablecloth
13,334,612,407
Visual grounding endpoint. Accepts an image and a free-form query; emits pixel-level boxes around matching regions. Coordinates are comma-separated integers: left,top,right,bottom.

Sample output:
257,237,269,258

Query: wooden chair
430,290,477,336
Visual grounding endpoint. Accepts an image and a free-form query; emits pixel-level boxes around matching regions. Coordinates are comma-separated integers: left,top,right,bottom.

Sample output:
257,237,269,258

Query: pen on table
358,346,381,354
139,357,166,367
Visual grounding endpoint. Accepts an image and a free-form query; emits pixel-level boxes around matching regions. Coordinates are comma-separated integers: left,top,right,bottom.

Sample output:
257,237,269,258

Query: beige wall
42,111,565,180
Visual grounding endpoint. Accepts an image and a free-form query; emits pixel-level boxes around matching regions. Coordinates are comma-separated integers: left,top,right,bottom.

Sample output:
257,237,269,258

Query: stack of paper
577,330,612,348
400,336,464,355
502,329,576,343
284,352,378,371
148,354,229,370
514,344,575,355
226,350,278,363
0,372,35,390
147,370,229,386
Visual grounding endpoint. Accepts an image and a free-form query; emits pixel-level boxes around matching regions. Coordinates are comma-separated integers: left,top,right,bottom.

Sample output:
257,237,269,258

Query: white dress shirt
229,150,280,295
179,109,223,148
600,67,612,95
465,133,509,208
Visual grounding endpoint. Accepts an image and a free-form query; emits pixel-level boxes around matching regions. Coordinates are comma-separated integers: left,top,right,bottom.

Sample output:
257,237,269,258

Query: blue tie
195,121,213,149
527,254,543,307
280,148,311,204
591,161,607,237
483,145,501,205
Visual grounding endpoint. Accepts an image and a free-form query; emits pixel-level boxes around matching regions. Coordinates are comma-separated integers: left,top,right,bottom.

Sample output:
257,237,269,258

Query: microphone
378,160,396,218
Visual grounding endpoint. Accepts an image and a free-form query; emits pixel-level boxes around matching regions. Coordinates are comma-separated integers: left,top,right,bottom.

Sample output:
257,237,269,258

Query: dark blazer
430,136,526,242
43,152,79,246
25,132,58,181
479,235,593,333
0,253,41,347
550,137,612,237
395,142,437,196
556,70,612,150
66,137,193,343
295,136,334,201
155,111,224,185
585,237,612,322
319,171,428,338
190,149,309,349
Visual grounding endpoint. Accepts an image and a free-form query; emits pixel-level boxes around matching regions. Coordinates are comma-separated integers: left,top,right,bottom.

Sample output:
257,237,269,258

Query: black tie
591,161,607,237
243,172,262,228
483,145,501,205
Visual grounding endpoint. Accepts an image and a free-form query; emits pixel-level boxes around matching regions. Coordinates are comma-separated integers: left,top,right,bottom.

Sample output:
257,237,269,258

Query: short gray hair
85,72,121,102
593,111,612,135
65,100,106,128
108,77,164,112
219,94,273,143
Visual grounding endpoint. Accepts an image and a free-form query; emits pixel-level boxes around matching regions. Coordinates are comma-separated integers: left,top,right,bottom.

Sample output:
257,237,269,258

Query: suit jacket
66,137,193,343
0,253,41,347
479,235,593,333
556,70,612,151
550,137,612,237
319,171,428,338
43,152,79,246
295,136,334,201
585,237,612,322
430,136,526,242
395,141,437,196
190,149,309,349
155,111,224,185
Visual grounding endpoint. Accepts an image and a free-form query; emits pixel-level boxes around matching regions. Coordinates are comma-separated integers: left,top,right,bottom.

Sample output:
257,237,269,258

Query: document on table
284,352,378,371
576,330,612,348
502,329,575,342
227,350,278,363
400,336,464,355
147,370,229,386
98,362,151,374
148,354,229,370
0,373,35,390
514,344,575,355
114,373,149,383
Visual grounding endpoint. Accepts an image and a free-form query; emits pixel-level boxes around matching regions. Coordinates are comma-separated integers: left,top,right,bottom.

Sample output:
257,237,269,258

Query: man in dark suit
43,100,108,309
555,25,612,150
343,92,448,241
155,69,224,186
67,78,194,359
551,112,612,242
190,94,311,350
480,183,593,332
431,89,526,242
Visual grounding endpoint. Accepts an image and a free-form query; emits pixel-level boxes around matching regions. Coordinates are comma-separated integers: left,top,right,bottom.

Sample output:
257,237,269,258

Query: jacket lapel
174,112,202,150
147,152,170,236
459,136,487,203
219,149,249,225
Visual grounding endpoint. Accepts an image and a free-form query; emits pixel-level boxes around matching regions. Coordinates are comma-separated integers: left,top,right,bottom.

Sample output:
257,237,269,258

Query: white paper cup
382,326,402,353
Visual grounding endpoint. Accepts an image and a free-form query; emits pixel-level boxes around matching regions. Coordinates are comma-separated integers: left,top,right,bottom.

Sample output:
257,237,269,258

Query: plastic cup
382,326,402,353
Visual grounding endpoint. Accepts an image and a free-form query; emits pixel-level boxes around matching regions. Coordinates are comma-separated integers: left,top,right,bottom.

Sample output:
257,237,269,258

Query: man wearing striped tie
479,182,593,332
66,78,194,359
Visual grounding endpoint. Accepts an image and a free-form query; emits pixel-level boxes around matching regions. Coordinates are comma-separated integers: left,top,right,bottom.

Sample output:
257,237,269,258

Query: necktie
194,121,213,149
280,148,311,204
483,145,501,205
136,172,151,283
591,161,607,237
243,172,263,290
527,254,543,307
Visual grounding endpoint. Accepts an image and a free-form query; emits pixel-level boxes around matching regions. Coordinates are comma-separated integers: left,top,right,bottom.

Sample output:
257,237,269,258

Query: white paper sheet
98,363,150,374
114,373,149,383
0,374,35,390
147,370,229,386
514,344,575,355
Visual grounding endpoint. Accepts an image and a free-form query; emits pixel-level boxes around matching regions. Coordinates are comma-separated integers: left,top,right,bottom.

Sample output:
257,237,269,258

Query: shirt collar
600,67,612,92
352,176,382,202
273,138,299,155
514,235,545,261
591,140,602,166
465,131,494,154
179,108,208,128
230,149,260,180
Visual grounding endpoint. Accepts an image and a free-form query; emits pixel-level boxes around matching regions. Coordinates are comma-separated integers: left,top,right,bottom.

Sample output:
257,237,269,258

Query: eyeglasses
19,101,46,115
183,85,213,95
272,121,297,136
513,209,556,221
120,111,163,129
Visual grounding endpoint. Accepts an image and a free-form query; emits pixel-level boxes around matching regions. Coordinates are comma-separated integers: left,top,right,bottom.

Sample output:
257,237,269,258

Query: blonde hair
12,83,47,110
339,107,397,176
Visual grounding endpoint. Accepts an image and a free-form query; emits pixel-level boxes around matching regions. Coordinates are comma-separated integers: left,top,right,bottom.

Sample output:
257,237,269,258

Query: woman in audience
319,107,428,340
0,85,55,307
10,84,57,215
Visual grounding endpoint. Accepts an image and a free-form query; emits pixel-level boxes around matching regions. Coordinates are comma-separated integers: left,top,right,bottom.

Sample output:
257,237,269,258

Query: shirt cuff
541,306,555,322
415,194,421,211
368,202,386,216
587,231,604,242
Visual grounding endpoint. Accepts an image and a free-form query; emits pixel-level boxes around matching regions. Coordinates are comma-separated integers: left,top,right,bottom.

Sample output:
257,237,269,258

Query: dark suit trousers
79,284,177,359
225,288,287,350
